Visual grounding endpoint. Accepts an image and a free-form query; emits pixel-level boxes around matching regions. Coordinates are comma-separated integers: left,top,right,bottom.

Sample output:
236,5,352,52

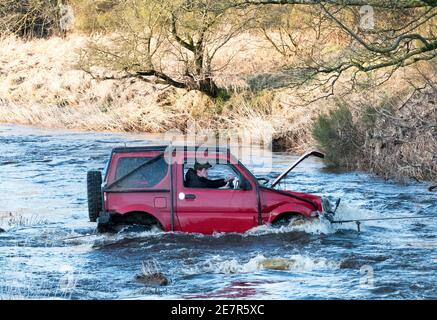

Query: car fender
115,204,167,226
265,202,314,223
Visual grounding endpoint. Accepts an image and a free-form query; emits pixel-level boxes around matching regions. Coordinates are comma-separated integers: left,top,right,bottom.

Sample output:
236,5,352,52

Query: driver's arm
202,177,227,189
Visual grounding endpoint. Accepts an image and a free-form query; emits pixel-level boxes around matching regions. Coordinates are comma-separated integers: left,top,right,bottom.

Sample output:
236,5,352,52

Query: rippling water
0,124,436,299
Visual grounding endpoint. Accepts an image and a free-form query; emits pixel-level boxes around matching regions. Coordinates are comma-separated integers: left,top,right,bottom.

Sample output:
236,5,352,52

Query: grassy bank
0,34,435,182
0,34,328,151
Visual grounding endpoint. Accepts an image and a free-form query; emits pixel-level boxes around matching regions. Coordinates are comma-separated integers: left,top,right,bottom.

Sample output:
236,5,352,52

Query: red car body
94,146,328,234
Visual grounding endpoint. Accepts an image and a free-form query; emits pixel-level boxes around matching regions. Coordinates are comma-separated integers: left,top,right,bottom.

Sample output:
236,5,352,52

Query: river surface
0,124,436,299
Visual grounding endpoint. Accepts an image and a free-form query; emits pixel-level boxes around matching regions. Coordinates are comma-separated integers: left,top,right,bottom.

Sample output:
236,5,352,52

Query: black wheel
87,170,102,222
271,214,304,228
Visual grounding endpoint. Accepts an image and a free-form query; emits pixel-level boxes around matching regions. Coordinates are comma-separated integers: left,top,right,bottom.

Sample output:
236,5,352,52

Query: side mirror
240,179,251,190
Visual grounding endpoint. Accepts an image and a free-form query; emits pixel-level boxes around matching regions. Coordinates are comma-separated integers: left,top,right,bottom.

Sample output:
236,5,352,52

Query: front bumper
321,196,341,222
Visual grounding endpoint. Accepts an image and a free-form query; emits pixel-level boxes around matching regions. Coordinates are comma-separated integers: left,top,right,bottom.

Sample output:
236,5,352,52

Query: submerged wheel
271,213,305,228
87,170,102,222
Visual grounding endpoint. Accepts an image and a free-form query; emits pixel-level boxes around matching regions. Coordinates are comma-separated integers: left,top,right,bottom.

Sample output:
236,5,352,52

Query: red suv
87,146,339,234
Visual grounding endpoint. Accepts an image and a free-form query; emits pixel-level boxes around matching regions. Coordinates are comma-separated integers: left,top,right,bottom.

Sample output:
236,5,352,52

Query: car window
113,156,168,189
183,160,239,187
205,164,238,180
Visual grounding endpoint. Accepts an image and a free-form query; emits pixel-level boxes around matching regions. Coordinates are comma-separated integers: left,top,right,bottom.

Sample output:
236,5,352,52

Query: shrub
361,98,394,130
312,103,362,168
0,0,62,38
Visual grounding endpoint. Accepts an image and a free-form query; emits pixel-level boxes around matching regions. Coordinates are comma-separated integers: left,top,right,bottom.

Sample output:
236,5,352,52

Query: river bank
0,34,435,183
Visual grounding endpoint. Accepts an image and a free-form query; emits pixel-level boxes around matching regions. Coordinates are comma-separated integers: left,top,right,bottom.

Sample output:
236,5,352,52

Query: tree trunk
197,77,219,98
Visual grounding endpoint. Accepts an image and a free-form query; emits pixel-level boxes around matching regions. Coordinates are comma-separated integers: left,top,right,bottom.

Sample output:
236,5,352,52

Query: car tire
272,214,304,228
87,170,102,222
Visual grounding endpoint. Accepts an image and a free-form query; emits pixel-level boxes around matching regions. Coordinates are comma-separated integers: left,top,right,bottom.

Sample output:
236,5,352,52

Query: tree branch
320,4,435,54
171,13,195,51
235,0,436,9
83,67,187,89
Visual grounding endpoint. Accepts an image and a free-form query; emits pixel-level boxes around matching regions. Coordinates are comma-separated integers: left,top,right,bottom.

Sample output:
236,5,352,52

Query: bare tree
79,0,256,97
79,0,435,98
316,4,437,72
241,0,437,100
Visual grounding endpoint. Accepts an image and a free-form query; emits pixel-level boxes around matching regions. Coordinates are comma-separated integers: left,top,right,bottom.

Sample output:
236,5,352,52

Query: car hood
267,188,323,212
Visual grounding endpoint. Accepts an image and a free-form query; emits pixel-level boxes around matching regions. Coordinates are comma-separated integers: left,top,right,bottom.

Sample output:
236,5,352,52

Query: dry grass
360,87,437,182
0,35,177,132
0,33,322,151
0,33,435,160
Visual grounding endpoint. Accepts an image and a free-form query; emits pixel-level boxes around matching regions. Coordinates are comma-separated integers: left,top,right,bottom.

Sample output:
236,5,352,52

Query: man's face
197,168,208,178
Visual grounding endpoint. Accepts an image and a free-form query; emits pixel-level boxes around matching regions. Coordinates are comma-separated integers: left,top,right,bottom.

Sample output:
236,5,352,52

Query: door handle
185,194,196,200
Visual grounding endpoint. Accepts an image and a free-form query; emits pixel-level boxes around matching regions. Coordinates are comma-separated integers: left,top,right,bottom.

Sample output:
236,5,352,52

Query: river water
0,124,435,299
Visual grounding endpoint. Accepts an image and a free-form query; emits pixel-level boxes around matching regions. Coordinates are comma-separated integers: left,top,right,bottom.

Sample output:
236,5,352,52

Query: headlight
322,196,341,214
322,197,333,213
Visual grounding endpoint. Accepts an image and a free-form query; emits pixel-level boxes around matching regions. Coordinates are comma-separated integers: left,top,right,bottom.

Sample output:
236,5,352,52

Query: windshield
236,160,260,185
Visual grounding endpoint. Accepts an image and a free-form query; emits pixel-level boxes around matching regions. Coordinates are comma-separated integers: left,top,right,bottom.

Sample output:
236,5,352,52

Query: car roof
111,145,231,153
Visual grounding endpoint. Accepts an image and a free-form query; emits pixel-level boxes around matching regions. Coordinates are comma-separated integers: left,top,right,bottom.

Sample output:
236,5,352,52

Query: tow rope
61,234,96,241
330,215,437,232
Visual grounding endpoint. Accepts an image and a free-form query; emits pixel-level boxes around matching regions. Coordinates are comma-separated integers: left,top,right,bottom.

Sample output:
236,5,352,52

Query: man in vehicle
185,162,234,189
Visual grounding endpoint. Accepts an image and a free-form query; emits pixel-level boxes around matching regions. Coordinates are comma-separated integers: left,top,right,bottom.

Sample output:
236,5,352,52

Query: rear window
113,156,168,189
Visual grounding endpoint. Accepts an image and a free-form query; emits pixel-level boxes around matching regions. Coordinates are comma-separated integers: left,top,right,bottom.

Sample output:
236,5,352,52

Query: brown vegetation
313,82,436,181
0,0,435,182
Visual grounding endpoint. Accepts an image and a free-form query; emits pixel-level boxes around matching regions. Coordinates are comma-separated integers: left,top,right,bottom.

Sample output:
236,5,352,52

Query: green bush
312,103,362,168
361,99,394,130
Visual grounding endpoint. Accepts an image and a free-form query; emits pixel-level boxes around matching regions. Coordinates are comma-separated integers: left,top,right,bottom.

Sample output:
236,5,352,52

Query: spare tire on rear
87,170,102,222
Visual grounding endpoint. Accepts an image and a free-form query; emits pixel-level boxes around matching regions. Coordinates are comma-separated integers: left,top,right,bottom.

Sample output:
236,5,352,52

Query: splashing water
0,124,436,299
193,254,339,275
